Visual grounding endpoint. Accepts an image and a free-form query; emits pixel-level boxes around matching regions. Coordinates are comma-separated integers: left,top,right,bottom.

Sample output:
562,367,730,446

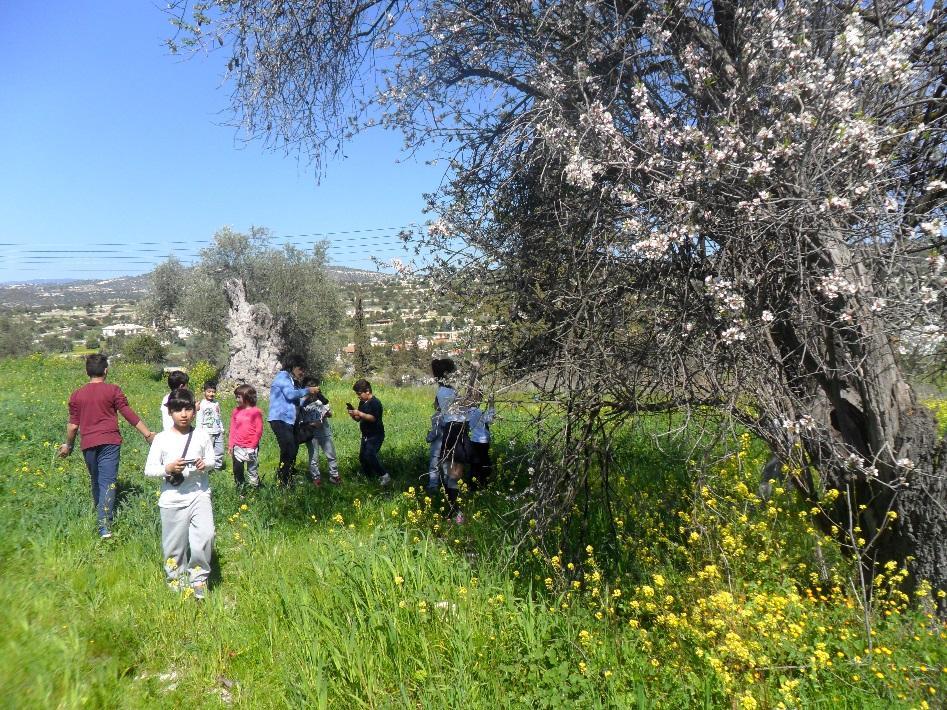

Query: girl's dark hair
85,353,108,377
431,358,456,380
166,389,196,413
302,376,320,387
234,384,257,406
167,370,190,391
283,354,307,371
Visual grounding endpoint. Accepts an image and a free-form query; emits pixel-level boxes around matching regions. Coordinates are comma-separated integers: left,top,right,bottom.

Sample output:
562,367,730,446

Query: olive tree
139,255,187,330
171,0,947,607
147,226,343,375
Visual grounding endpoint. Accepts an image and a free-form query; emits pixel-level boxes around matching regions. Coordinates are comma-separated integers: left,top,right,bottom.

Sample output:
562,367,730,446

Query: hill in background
0,266,386,310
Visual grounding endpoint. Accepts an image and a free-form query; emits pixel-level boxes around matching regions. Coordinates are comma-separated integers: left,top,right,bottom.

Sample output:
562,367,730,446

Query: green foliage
352,294,372,376
0,357,943,708
187,360,219,391
184,330,228,367
147,226,344,375
0,313,33,358
39,333,72,354
121,334,168,364
138,255,186,330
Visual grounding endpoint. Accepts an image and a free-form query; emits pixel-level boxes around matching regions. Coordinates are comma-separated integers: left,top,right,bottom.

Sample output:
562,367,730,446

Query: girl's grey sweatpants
160,492,215,585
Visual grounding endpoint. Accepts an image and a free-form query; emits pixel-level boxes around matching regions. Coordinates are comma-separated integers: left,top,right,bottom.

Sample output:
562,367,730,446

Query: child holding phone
347,379,390,486
144,388,217,600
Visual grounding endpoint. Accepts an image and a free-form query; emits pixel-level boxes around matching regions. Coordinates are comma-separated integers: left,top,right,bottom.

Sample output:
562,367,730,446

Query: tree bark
221,278,286,396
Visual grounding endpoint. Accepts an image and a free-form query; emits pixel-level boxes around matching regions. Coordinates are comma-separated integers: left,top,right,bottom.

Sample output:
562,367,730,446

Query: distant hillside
0,275,151,310
326,266,392,284
0,266,389,310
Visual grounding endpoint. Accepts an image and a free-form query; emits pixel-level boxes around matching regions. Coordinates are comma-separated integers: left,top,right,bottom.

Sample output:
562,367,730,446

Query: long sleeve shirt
160,393,173,431
435,385,466,423
68,382,142,450
268,370,310,425
144,427,216,508
467,406,496,444
229,406,264,450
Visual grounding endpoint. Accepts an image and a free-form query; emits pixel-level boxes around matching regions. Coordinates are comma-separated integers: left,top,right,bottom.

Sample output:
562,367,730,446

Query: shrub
121,334,167,364
187,360,219,391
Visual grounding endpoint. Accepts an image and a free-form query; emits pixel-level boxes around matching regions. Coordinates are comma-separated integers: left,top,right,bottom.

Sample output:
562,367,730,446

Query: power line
0,224,432,278
0,223,422,249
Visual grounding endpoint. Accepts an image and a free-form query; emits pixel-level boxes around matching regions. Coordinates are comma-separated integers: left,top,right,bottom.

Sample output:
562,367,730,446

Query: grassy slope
0,358,642,708
0,356,943,708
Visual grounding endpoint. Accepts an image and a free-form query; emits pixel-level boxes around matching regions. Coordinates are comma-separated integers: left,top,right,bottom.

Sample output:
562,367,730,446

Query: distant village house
102,323,145,338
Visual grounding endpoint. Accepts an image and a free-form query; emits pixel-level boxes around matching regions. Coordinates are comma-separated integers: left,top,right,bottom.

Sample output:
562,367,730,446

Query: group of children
266,354,386,488
60,352,494,600
159,370,265,490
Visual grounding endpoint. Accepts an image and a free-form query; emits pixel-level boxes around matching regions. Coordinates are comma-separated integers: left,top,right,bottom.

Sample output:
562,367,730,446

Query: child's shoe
379,473,392,487
311,477,323,487
98,526,113,540
453,511,466,525
192,581,207,601
329,475,341,485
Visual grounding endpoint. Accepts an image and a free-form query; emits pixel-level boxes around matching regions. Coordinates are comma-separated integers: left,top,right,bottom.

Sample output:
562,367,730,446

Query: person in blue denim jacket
268,354,320,487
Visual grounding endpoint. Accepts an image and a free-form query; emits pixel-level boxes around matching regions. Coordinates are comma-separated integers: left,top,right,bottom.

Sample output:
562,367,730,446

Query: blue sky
0,2,439,283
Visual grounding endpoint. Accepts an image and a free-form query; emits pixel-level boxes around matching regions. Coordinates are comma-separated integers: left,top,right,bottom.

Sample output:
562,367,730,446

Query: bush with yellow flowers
492,427,947,707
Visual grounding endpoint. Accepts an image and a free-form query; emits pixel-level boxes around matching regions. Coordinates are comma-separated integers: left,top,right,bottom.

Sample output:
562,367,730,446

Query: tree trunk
221,278,286,396
785,240,947,612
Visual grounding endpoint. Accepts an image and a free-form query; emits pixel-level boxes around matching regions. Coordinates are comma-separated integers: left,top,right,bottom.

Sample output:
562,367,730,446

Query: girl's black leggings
269,420,299,485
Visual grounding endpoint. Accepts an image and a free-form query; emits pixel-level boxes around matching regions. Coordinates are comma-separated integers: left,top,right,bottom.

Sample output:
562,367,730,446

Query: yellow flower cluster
513,430,947,706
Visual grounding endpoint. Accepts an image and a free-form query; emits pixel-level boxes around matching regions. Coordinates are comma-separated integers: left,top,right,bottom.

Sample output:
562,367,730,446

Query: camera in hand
345,402,354,410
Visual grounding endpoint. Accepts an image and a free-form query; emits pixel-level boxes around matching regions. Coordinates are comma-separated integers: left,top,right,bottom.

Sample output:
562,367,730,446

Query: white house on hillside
102,323,145,338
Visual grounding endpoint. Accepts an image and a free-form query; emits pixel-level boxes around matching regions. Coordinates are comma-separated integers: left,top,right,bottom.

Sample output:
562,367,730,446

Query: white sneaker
379,474,392,487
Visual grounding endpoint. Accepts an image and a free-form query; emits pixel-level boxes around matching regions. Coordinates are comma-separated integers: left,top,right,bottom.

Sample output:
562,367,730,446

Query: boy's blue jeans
306,427,339,480
427,432,444,488
82,443,120,528
359,435,388,478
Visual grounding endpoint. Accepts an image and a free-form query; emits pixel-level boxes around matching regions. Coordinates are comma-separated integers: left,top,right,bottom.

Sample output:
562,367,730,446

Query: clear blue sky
0,2,439,283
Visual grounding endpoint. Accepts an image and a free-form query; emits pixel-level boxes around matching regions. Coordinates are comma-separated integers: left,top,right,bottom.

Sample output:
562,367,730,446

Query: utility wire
0,224,429,280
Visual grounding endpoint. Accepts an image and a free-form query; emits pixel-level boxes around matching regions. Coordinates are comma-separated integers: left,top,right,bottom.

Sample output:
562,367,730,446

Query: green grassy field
0,355,944,708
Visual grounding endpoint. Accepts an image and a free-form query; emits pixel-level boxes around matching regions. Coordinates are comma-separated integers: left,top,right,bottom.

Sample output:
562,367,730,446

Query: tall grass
0,355,943,708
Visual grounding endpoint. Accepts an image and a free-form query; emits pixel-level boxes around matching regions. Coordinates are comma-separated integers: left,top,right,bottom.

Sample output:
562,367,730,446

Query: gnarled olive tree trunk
221,278,285,396
766,239,947,610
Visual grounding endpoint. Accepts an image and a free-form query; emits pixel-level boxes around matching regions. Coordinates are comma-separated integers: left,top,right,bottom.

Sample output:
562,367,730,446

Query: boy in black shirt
348,379,391,486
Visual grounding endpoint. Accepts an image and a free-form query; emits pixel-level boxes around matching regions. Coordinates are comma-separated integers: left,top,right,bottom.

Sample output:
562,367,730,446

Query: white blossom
563,150,597,190
819,269,859,299
720,324,746,345
920,220,943,237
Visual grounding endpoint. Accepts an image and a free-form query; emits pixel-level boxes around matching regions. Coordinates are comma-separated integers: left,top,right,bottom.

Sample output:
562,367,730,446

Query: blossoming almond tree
172,0,947,609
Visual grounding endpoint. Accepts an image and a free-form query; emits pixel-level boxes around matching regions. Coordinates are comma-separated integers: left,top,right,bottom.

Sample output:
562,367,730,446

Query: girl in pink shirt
228,384,264,491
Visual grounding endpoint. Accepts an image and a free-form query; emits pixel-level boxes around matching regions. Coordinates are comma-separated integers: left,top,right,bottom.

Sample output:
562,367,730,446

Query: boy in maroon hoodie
58,354,155,538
